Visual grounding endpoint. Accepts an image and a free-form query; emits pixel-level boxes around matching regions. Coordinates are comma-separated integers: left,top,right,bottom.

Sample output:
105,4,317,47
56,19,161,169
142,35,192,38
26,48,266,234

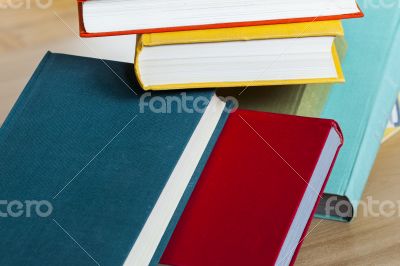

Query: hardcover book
315,0,400,221
78,0,362,37
135,21,345,90
160,109,343,266
217,37,348,118
0,52,229,265
218,83,332,118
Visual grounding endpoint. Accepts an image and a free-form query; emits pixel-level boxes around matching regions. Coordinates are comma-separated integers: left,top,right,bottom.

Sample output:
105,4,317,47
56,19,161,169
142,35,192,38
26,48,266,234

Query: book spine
133,35,147,90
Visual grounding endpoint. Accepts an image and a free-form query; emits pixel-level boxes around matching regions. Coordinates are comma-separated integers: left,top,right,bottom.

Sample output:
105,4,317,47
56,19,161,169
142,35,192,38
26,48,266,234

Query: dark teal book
0,52,229,265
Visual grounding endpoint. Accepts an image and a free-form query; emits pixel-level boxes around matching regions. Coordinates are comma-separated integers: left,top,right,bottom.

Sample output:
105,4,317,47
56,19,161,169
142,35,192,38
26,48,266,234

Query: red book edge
290,120,344,265
77,0,364,38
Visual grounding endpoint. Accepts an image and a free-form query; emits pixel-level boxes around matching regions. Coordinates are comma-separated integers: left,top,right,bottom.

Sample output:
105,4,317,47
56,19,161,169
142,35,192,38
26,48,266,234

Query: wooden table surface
1,1,400,265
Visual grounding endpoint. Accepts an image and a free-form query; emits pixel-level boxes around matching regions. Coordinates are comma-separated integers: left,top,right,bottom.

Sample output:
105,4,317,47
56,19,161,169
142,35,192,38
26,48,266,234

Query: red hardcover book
160,109,343,266
77,0,363,37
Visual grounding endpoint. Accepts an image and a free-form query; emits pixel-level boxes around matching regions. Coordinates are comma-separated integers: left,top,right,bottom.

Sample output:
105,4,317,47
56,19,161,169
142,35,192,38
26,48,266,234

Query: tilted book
160,109,343,266
78,0,362,37
135,21,345,90
0,52,229,265
315,0,400,222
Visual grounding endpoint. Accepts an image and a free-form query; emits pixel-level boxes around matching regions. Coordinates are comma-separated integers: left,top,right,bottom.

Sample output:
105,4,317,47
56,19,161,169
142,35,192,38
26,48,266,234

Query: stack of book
1,0,400,265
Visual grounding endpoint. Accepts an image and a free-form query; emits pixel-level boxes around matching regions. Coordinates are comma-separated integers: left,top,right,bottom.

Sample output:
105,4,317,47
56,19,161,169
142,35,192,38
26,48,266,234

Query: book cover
315,0,400,222
0,52,229,265
160,109,343,266
139,20,344,46
135,21,345,91
218,83,332,117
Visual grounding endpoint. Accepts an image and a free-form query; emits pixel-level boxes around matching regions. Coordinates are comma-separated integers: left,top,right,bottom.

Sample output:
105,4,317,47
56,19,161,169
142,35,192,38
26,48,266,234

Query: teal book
315,2,400,222
0,52,229,265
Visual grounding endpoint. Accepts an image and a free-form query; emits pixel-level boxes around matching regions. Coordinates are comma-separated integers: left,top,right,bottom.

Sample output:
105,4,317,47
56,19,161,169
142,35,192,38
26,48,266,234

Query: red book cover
77,0,363,37
160,109,343,266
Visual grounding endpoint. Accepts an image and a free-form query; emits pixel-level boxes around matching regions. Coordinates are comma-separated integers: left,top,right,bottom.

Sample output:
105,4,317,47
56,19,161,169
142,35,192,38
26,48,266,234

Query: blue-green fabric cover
0,52,229,265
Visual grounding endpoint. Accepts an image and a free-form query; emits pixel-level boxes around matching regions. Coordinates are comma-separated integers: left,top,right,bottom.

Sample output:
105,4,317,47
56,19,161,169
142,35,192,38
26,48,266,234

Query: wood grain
1,1,400,264
297,134,400,265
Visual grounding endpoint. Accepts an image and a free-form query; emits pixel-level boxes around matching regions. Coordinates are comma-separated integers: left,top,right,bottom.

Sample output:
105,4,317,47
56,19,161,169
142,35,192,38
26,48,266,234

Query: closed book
78,0,362,37
0,52,229,265
315,0,400,222
218,83,331,117
160,109,343,266
135,21,345,90
217,37,348,118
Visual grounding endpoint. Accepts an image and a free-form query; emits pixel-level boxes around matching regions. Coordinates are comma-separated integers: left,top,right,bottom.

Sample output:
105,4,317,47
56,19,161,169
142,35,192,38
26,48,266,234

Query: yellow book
135,21,345,91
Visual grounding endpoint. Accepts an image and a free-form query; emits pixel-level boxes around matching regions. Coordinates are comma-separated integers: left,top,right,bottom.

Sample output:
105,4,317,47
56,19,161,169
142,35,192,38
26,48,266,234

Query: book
218,83,332,117
0,52,230,265
314,1,400,222
160,109,343,266
135,21,345,90
78,0,363,37
216,37,348,118
382,93,400,143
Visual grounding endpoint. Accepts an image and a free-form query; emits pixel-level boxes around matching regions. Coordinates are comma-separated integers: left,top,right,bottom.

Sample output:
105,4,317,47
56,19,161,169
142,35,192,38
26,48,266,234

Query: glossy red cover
160,109,343,266
77,0,363,37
